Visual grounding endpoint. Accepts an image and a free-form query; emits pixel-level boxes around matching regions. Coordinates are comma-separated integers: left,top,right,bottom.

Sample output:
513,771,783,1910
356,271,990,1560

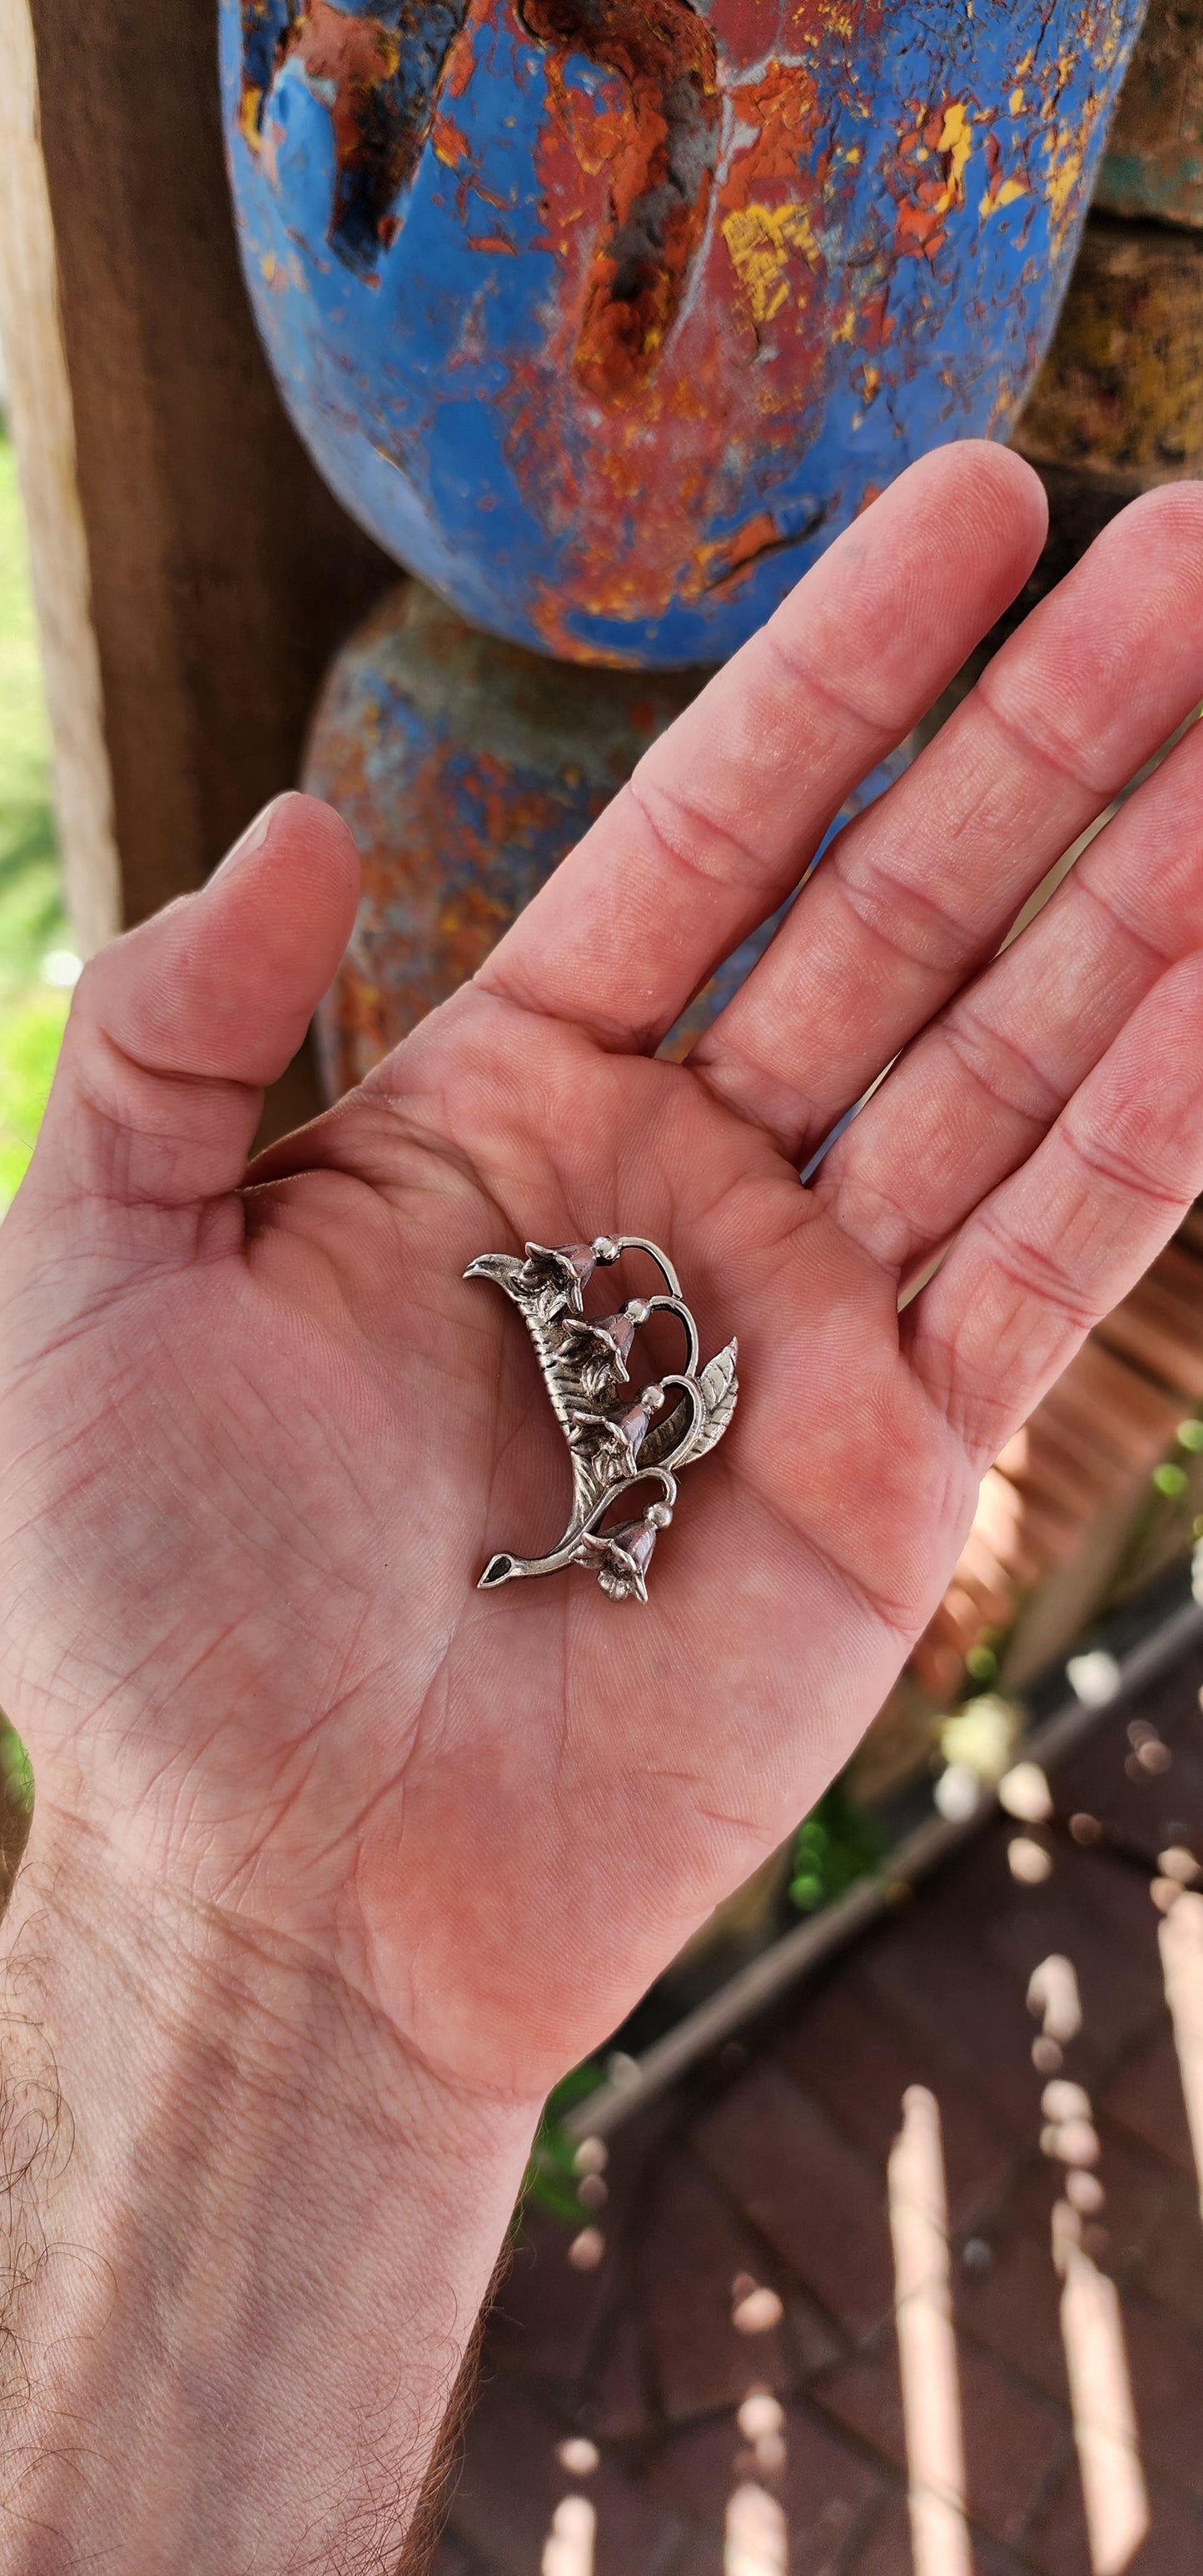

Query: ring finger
812,706,1203,1277
691,484,1203,1164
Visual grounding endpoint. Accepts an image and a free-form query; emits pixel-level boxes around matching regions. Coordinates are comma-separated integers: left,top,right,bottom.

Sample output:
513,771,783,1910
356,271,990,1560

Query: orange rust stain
501,0,880,647
447,34,475,98
289,2,400,166
696,510,780,584
271,0,479,270
431,108,470,167
519,0,719,403
718,57,823,217
891,97,975,264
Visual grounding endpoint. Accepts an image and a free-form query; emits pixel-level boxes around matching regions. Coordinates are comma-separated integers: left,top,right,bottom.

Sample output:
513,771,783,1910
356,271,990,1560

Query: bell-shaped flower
517,1241,596,1320
557,1310,637,1400
568,1398,656,1481
579,1516,659,1603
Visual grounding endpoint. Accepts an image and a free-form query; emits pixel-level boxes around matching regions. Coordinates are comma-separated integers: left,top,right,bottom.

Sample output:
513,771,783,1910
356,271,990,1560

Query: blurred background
4,0,1203,2567
0,348,75,1220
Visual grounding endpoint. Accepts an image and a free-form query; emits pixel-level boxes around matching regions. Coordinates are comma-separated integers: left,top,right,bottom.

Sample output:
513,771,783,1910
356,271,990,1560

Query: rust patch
518,0,720,400
241,0,472,274
505,7,859,645
891,97,974,265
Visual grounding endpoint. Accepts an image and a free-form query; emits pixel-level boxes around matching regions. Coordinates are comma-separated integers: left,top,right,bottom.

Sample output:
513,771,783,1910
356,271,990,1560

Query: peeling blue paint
222,0,1146,666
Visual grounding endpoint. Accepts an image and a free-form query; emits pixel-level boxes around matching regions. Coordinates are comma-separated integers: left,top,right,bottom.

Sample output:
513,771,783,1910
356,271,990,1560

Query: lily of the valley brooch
465,1235,738,1601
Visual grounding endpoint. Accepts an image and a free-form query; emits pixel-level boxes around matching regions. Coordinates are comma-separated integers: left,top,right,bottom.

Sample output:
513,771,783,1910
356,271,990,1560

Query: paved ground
435,1614,1203,2575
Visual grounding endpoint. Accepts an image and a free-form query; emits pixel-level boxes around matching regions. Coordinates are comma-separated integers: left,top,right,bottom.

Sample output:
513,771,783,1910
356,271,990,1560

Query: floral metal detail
465,1234,738,1600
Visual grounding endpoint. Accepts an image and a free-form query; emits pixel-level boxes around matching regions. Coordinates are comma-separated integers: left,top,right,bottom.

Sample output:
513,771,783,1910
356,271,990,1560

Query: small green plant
0,1720,32,1815
0,427,71,1215
965,1642,998,1684
524,2061,606,2223
788,1782,886,1915
0,988,70,1206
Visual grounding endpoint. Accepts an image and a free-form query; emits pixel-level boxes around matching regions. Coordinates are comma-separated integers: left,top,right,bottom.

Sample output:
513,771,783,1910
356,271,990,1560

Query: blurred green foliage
0,1722,33,1817
0,989,69,1205
525,2062,605,2223
0,426,71,1215
965,1641,999,1684
788,1782,887,1915
0,420,62,1847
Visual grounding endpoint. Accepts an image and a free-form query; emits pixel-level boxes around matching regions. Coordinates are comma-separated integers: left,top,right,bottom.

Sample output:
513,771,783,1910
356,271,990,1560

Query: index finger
476,443,1047,1052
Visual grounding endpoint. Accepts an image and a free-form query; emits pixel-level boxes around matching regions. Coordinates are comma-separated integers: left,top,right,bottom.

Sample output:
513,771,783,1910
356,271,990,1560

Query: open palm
6,445,1203,2104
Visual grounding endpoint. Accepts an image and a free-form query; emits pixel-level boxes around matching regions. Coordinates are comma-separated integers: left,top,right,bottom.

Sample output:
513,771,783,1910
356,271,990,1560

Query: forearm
0,1820,537,2576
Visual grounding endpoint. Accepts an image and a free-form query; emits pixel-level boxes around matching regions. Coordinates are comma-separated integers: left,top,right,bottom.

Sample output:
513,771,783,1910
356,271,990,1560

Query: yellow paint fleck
845,146,861,164
982,172,1030,217
936,100,973,210
1009,87,1025,114
722,201,821,326
241,84,263,152
1043,122,1084,228
260,251,277,283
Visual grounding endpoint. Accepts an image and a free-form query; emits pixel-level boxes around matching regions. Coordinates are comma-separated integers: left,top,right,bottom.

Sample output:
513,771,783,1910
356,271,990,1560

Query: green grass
0,425,72,1215
0,422,63,1822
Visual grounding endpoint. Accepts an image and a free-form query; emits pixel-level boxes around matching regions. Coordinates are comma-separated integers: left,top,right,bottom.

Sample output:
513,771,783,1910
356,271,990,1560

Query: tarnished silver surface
465,1235,738,1601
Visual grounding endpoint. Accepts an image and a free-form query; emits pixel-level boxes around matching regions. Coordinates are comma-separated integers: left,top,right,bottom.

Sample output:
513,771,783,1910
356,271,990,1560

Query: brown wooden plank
1096,1252,1203,1401
27,0,391,930
0,0,122,957
22,0,395,1136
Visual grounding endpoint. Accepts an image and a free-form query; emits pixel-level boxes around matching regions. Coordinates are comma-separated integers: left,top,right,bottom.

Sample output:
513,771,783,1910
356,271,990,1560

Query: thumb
23,793,359,1227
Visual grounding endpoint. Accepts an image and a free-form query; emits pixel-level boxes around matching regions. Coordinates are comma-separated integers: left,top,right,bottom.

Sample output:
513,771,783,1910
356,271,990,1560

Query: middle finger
691,484,1203,1163
814,702,1203,1277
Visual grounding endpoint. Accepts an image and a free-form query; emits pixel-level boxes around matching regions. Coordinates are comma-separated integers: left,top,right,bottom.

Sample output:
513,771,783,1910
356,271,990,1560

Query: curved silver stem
594,1236,683,1299
478,1465,679,1589
645,1372,705,1473
643,1295,700,1377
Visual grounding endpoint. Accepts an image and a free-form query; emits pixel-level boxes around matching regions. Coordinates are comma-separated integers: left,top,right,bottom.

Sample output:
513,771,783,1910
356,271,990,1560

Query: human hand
6,444,1203,2118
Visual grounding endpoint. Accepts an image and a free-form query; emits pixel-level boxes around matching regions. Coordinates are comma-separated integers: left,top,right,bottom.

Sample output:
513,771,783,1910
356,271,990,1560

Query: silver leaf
640,1337,738,1469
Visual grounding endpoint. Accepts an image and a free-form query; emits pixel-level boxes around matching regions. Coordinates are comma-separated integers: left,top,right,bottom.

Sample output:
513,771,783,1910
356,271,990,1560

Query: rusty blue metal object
306,580,703,1091
222,0,1146,668
305,579,912,1094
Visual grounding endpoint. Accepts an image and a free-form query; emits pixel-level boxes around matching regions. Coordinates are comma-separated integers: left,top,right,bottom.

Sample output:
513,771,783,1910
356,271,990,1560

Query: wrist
0,1815,539,2574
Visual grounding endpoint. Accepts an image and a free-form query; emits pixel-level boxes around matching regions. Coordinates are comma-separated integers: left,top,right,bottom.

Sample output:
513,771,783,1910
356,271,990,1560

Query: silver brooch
465,1235,738,1601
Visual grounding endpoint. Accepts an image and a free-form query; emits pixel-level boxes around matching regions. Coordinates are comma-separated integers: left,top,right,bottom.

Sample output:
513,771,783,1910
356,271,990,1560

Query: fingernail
211,791,297,882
